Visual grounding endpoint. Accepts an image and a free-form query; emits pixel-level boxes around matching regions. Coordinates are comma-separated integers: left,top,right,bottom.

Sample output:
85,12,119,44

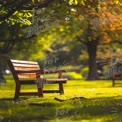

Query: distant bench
7,59,68,99
112,73,122,87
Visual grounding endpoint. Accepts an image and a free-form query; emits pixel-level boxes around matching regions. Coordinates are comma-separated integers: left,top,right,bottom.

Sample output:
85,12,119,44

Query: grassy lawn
0,75,122,122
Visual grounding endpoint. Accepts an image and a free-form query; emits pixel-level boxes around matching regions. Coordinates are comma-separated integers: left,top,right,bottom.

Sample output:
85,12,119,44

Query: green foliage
0,0,122,81
81,66,89,79
8,36,49,60
64,71,82,80
42,71,82,80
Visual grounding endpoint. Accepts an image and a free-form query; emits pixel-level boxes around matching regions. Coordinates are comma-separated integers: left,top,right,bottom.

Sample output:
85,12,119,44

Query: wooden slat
18,74,36,79
113,73,122,76
113,75,122,79
16,70,41,73
11,59,38,64
13,63,40,67
14,67,40,71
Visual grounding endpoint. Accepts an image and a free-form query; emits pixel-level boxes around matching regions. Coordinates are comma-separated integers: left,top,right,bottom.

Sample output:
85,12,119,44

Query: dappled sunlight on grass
0,75,122,121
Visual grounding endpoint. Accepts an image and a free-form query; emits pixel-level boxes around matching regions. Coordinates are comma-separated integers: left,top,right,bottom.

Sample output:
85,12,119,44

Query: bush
63,71,82,80
80,67,89,79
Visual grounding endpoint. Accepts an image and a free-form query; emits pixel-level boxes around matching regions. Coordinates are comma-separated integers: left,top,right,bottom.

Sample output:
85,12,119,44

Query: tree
0,0,122,81
0,1,27,83
48,0,122,79
0,23,16,83
65,0,122,79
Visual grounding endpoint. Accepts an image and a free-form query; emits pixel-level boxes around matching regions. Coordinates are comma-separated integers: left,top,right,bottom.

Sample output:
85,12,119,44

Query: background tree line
0,0,122,83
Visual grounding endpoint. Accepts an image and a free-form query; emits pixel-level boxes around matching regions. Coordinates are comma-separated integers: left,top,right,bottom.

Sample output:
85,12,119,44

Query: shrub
80,67,89,79
63,71,82,80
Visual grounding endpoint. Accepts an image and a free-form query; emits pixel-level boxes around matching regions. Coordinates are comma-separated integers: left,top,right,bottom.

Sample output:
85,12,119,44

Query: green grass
0,75,122,122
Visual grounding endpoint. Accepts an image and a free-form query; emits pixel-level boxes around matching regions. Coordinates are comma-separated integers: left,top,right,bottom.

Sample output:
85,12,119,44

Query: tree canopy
0,0,122,80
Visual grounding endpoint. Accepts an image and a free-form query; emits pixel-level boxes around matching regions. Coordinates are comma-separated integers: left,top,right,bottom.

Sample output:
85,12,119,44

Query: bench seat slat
16,70,41,73
15,67,40,71
18,74,36,79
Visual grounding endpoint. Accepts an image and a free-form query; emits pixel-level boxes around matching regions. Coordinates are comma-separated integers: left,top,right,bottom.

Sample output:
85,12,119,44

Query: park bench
112,73,122,87
7,59,68,99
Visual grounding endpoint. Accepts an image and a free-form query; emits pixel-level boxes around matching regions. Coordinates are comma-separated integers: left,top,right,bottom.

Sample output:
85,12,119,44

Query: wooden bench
7,59,68,99
112,73,122,87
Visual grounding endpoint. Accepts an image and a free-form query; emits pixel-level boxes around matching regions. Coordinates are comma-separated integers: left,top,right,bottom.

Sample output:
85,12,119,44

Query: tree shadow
29,102,56,107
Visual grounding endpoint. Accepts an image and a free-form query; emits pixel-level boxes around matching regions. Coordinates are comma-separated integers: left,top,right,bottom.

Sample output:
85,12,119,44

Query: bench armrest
36,69,67,79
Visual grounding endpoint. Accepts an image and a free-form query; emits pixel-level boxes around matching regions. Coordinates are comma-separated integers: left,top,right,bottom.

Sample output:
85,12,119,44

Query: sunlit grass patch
0,75,122,121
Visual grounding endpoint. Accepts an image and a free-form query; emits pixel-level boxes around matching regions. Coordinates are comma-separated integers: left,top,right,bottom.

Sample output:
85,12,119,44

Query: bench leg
112,79,115,87
59,83,64,94
14,84,21,100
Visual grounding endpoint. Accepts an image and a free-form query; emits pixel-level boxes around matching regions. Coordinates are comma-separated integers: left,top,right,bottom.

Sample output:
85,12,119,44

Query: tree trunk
86,40,98,80
0,54,6,85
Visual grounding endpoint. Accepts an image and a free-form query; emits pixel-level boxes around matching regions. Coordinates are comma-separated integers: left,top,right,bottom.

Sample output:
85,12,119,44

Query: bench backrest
7,59,40,83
